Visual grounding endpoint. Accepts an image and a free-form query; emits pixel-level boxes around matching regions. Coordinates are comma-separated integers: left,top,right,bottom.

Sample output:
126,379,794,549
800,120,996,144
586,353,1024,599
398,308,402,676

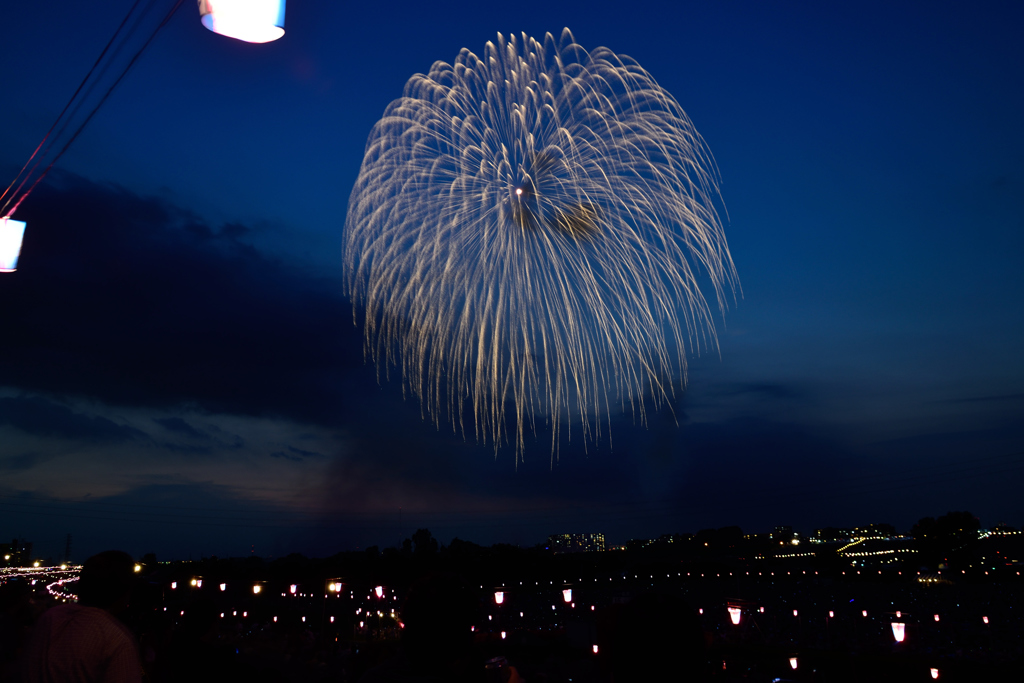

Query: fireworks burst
344,29,739,458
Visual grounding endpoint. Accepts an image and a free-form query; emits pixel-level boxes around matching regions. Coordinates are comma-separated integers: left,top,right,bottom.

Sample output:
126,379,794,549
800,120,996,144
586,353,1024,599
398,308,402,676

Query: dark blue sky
1,0,1022,561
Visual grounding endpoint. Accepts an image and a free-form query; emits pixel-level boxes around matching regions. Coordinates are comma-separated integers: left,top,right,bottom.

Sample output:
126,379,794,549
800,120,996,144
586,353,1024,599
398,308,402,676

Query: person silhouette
23,551,142,683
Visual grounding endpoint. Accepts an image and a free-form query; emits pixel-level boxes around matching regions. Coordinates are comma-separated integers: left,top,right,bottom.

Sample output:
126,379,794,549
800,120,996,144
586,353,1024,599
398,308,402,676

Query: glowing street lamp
494,591,504,605
198,0,286,44
727,607,741,625
891,622,906,643
0,217,26,273
562,589,572,603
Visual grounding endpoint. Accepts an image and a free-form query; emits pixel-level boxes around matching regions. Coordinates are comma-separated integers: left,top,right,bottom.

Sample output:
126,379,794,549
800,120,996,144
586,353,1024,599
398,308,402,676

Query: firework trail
344,29,739,459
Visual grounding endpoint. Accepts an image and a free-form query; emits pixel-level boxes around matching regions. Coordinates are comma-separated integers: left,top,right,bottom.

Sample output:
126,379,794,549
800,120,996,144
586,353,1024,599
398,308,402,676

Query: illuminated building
547,533,606,554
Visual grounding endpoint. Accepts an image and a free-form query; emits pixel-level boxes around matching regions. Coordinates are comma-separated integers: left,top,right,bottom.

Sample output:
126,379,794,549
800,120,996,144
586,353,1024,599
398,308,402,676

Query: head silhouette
76,550,135,612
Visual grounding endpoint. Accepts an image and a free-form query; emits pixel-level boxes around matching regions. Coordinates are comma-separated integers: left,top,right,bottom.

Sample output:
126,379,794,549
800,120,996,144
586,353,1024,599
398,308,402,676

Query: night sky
1,0,1022,562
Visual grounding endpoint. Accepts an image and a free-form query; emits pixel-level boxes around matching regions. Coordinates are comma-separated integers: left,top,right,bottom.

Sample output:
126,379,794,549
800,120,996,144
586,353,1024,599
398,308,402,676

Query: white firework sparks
344,29,739,459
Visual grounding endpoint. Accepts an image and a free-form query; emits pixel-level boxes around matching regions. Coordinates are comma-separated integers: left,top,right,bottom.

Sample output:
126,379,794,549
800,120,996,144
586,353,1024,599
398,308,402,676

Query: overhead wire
1,0,186,218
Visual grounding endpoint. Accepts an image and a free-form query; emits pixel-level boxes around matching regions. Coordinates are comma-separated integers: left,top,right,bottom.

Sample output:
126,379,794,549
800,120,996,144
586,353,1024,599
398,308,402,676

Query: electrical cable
2,0,185,218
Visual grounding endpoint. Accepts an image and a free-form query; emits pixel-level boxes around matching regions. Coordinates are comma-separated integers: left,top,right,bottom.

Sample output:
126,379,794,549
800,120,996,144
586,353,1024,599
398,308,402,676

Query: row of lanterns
1,2,287,273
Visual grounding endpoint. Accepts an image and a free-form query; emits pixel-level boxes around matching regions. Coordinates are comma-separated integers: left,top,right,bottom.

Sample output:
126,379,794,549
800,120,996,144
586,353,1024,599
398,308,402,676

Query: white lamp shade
198,0,285,43
1,218,26,272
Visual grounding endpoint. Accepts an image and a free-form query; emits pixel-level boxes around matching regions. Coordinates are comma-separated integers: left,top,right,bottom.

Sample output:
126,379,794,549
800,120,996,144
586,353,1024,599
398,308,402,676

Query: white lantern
0,218,26,272
562,589,572,603
727,607,741,625
930,668,939,679
891,622,905,642
375,586,384,598
494,591,504,604
219,583,226,591
198,0,286,44
789,657,798,670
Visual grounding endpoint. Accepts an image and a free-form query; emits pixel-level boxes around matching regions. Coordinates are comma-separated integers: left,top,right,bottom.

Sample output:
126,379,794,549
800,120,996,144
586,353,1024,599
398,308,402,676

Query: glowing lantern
273,616,278,622
301,616,306,622
759,606,764,613
0,218,26,272
891,622,905,642
375,586,384,598
896,611,901,618
190,578,197,587
727,607,741,625
793,610,798,617
198,0,285,43
862,610,868,617
252,585,261,594
934,614,940,622
930,668,939,679
220,583,226,591
330,616,334,623
242,611,247,618
982,616,989,624
333,583,342,592
592,645,599,654
698,608,703,615
501,631,506,639
829,611,834,618
789,657,798,670
562,589,572,603
171,582,177,590
290,585,297,594
328,583,336,592
494,591,504,604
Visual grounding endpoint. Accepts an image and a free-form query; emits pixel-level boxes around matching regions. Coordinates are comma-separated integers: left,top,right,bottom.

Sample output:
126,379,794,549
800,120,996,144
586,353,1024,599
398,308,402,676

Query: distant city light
891,622,906,643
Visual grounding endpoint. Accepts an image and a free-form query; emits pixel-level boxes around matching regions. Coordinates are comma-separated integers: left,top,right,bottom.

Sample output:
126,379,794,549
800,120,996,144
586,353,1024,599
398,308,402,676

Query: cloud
152,417,206,439
0,395,144,441
0,172,367,426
